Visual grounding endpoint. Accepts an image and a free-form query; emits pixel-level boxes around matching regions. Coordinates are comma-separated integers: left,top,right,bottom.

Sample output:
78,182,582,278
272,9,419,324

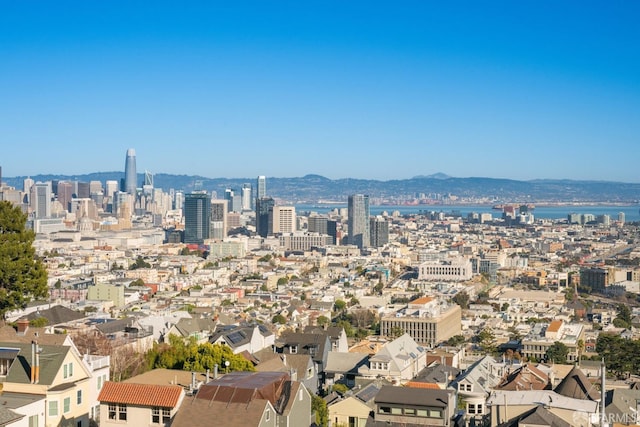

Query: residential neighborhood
3,172,640,427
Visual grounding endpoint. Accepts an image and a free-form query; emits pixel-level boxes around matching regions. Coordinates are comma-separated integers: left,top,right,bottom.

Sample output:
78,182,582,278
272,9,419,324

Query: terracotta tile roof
404,381,441,389
547,320,563,333
410,296,434,305
98,382,184,407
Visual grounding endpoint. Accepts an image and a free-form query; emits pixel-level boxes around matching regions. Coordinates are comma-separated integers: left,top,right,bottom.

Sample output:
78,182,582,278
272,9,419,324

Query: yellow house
0,341,93,427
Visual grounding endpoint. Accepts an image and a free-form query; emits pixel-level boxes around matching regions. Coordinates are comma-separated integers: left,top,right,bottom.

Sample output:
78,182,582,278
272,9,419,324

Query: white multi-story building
418,257,473,281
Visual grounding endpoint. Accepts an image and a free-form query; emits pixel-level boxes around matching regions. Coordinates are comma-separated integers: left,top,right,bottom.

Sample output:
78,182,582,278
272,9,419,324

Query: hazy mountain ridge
4,173,640,203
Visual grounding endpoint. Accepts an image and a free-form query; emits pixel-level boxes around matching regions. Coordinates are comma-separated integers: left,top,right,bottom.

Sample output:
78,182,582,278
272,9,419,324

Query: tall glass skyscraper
348,194,370,250
256,176,266,199
124,148,137,195
256,197,274,238
184,192,211,243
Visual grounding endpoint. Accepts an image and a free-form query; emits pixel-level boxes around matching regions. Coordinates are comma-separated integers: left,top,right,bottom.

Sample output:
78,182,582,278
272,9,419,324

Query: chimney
35,342,40,384
206,369,210,383
30,342,35,383
214,364,219,379
17,319,29,335
31,341,40,384
191,372,196,391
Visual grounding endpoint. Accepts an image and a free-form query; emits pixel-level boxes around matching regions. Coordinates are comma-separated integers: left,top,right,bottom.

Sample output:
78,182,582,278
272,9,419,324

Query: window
77,390,82,405
391,407,402,415
97,376,102,390
379,407,391,414
299,389,304,401
416,409,428,417
162,408,170,424
49,401,59,417
64,364,68,378
265,409,270,421
118,404,127,421
64,397,71,413
108,404,116,420
429,409,442,418
404,408,416,416
69,363,73,376
152,407,160,424
28,415,38,427
290,345,298,354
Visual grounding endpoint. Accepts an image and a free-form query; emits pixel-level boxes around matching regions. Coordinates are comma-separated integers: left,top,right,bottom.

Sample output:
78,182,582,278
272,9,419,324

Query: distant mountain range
4,172,640,204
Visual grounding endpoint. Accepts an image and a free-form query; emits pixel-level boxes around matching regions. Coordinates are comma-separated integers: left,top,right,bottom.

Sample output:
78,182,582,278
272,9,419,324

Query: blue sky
1,1,639,182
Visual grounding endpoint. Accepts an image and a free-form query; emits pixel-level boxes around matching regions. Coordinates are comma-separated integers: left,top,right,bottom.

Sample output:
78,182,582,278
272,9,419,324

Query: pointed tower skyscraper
124,148,137,195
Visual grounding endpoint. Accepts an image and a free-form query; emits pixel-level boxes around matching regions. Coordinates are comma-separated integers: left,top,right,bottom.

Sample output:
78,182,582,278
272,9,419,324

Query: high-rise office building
308,215,338,244
57,181,74,212
77,181,90,199
370,216,389,247
241,183,252,211
31,182,51,218
271,206,296,234
89,181,103,194
211,199,228,239
256,197,274,238
23,177,35,202
348,194,370,249
184,192,211,243
124,148,137,195
257,176,266,199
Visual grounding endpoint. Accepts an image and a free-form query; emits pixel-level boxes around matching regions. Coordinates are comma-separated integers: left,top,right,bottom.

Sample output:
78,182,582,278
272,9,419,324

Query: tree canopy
147,335,255,373
545,341,569,364
0,201,48,319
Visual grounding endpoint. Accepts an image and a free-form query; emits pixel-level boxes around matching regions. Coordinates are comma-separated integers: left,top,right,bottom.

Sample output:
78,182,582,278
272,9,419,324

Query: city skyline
2,2,639,182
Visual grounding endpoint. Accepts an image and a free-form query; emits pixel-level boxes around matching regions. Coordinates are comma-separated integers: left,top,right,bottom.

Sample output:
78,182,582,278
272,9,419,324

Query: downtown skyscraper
184,192,211,244
348,194,370,250
124,148,137,195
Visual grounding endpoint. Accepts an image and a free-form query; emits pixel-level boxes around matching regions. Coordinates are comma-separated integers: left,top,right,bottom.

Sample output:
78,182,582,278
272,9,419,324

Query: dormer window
290,345,298,354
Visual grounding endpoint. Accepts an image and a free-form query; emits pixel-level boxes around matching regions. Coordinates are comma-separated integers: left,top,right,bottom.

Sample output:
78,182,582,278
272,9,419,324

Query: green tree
0,201,48,319
545,341,569,364
29,317,49,327
130,278,145,287
130,255,151,270
445,335,466,347
311,394,328,427
272,314,287,324
316,316,330,328
331,383,349,395
452,291,470,309
476,328,496,354
616,303,632,328
334,299,347,312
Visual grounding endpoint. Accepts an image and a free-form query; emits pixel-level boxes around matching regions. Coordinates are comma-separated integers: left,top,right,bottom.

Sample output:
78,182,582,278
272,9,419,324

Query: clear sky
2,1,639,182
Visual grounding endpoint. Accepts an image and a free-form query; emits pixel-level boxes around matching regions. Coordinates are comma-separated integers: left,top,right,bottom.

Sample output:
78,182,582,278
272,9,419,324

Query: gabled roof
375,385,449,408
554,365,599,400
497,405,571,427
368,334,425,372
210,324,273,349
196,371,290,407
496,363,550,391
276,332,330,362
0,341,71,386
172,317,216,337
413,363,460,385
20,305,85,325
0,325,69,346
255,353,313,379
98,382,184,407
0,407,24,426
172,397,269,427
325,352,368,374
94,317,136,335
